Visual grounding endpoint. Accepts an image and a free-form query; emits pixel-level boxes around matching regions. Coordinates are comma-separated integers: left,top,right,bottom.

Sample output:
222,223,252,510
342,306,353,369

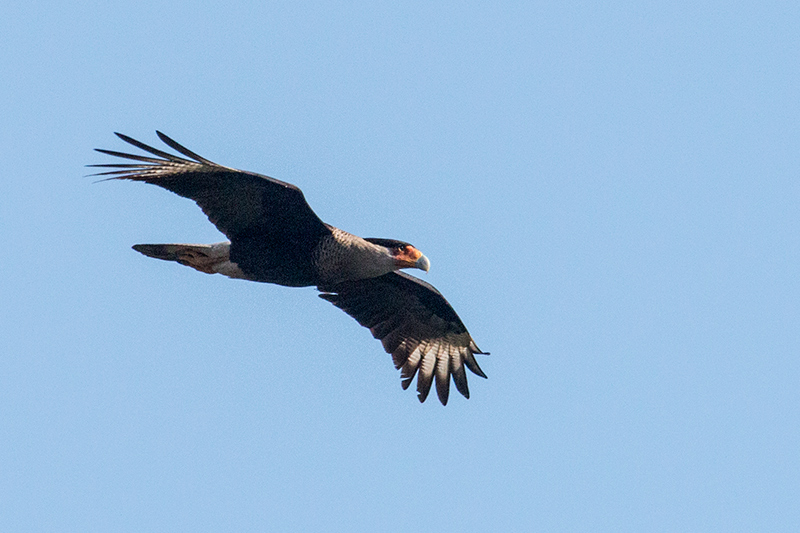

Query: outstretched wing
90,131,331,242
319,272,488,405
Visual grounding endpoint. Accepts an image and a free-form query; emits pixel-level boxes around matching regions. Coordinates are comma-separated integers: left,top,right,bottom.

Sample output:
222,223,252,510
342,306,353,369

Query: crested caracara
91,132,488,404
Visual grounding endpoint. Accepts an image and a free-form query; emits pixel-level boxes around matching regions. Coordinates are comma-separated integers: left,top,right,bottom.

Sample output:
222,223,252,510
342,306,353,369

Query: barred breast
312,228,396,285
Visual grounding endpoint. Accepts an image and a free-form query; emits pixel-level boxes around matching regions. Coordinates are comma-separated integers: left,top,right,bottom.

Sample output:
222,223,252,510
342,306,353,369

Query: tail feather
132,243,199,261
132,242,243,277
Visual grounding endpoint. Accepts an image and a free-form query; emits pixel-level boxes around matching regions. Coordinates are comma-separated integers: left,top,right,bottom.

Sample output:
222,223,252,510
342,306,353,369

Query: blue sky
2,1,799,531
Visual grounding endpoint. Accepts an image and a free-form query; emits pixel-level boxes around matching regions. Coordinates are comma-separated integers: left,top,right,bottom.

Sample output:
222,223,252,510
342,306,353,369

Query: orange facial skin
394,245,430,271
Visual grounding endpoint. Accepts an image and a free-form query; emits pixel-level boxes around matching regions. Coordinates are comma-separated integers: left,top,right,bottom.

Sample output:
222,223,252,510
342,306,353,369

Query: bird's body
93,132,487,404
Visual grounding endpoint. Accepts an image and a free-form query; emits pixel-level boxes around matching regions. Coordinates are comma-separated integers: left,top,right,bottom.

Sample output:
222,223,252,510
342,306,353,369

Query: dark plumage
91,132,488,404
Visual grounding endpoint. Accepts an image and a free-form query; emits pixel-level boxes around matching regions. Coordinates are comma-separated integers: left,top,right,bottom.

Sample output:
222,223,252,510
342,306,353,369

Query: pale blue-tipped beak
415,254,430,272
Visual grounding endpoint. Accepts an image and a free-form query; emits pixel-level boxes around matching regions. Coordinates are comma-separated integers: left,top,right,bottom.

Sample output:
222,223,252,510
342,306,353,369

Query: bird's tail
132,242,245,278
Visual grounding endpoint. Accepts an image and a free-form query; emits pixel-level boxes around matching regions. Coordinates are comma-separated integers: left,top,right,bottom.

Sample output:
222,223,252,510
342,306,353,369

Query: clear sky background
2,1,799,531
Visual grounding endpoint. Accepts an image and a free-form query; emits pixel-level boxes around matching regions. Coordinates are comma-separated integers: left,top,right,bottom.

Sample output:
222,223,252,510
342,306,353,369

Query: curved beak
415,254,430,273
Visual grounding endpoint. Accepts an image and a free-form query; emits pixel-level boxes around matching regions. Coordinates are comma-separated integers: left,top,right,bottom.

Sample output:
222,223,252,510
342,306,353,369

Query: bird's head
365,238,430,273
393,243,430,272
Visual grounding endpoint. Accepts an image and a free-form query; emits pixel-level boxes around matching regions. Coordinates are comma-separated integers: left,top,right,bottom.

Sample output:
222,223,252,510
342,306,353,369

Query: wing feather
401,345,423,390
155,130,216,164
416,340,436,402
391,338,415,370
434,343,451,405
91,132,331,243
451,347,470,399
319,271,488,404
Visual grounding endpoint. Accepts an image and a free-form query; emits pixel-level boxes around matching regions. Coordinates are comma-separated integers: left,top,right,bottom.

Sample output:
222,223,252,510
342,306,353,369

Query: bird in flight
91,132,488,404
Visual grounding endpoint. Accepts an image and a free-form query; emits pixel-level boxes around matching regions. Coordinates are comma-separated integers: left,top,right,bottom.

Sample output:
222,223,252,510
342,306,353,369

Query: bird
91,131,488,404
